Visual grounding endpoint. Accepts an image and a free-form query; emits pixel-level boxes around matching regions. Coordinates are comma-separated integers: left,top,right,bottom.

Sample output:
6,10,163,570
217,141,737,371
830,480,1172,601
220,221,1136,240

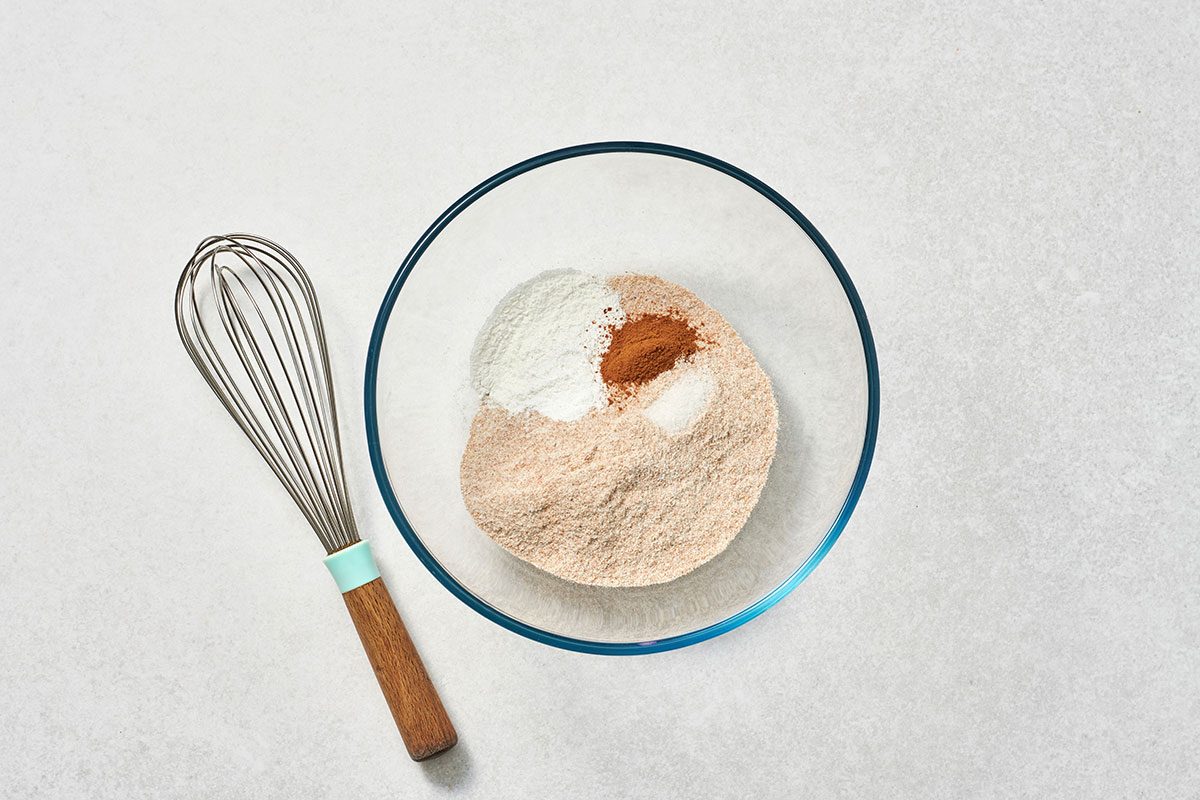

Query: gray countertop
1,2,1197,797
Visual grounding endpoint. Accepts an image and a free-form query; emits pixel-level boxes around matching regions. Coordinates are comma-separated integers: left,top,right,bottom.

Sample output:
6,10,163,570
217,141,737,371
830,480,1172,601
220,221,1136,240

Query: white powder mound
642,366,715,435
470,270,624,421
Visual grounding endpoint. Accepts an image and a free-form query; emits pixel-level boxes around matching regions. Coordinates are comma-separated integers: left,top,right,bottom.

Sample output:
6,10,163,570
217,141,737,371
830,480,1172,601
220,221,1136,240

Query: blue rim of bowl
365,141,879,655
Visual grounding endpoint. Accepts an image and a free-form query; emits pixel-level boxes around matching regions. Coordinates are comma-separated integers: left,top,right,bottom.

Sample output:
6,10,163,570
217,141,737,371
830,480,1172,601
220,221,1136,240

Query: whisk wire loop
176,234,359,554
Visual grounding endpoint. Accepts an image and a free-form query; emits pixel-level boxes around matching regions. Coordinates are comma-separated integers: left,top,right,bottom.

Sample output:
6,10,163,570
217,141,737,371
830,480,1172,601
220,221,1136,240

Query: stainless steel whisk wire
176,234,358,554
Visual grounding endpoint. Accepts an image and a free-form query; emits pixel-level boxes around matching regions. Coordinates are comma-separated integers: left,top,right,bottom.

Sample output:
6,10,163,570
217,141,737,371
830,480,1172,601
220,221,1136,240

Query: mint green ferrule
323,540,380,593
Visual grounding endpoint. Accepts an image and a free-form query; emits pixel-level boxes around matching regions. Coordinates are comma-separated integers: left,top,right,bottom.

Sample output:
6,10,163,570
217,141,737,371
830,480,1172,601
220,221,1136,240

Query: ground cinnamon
600,313,701,396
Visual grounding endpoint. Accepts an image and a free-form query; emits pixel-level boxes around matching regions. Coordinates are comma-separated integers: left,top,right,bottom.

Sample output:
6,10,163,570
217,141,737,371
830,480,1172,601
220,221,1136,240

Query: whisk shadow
419,740,474,791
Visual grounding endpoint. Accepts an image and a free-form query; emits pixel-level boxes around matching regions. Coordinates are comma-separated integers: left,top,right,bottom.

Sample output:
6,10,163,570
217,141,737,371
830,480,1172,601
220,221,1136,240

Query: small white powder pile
470,270,624,421
642,367,716,435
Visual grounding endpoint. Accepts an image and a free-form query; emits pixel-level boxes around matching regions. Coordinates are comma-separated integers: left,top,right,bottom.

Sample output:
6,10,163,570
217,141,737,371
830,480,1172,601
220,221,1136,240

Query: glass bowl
365,142,878,654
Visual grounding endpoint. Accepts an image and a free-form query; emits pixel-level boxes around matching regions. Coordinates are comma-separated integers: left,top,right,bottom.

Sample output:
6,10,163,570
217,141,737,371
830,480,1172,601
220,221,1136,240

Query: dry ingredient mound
470,270,623,421
460,273,778,587
600,313,703,397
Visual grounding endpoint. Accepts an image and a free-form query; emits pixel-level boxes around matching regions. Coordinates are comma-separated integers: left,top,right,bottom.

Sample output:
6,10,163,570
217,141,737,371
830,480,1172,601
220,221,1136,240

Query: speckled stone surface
1,2,1197,797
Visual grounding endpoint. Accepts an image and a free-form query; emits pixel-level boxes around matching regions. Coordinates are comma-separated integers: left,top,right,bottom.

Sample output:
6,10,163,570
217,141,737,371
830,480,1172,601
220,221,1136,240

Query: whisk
175,233,456,761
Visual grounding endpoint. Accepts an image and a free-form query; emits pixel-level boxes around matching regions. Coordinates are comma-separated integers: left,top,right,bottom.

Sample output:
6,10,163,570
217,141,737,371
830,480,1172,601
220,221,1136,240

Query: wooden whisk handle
342,578,457,760
324,541,456,761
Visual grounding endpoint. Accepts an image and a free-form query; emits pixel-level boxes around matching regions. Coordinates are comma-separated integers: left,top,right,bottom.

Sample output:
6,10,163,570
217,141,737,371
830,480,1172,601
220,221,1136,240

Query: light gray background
1,2,1196,797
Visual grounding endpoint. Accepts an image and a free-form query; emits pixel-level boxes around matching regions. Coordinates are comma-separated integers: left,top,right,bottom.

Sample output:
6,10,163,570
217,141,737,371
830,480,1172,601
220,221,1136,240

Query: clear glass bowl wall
367,144,877,653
